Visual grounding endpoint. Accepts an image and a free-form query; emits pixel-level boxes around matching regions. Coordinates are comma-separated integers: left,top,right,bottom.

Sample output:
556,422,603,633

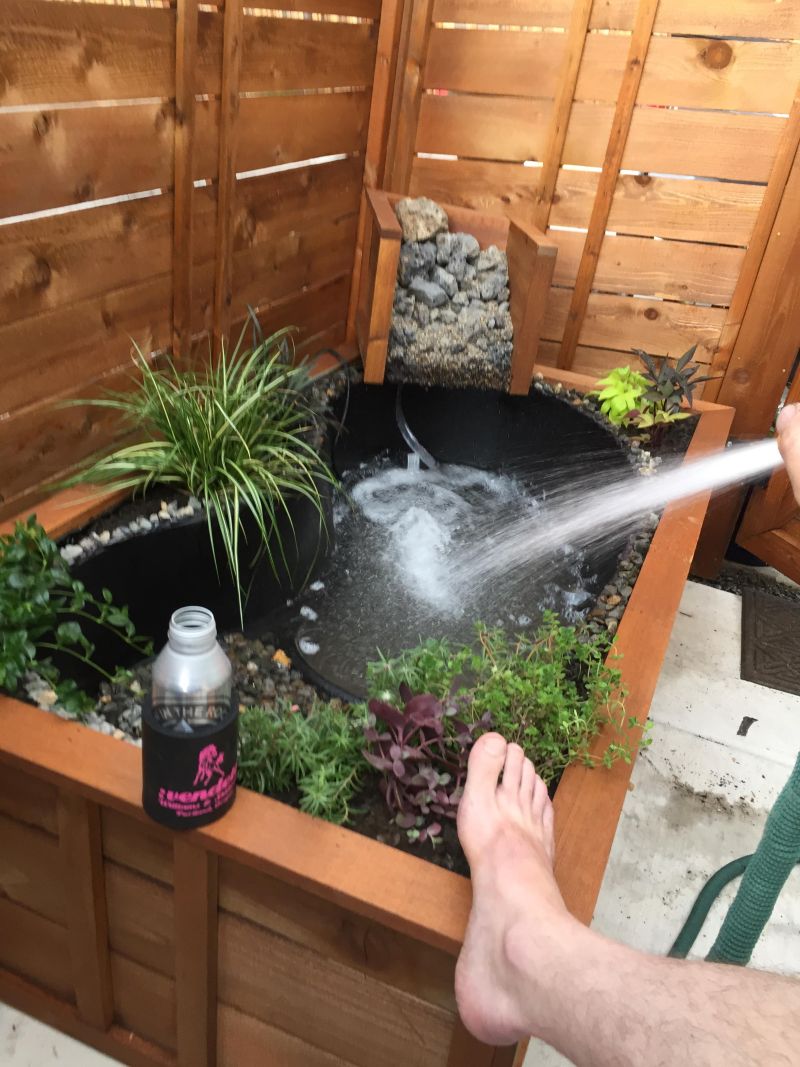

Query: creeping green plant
0,517,152,715
368,613,630,786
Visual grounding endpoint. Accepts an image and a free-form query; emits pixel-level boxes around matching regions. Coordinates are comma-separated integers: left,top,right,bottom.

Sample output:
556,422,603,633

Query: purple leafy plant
363,684,491,845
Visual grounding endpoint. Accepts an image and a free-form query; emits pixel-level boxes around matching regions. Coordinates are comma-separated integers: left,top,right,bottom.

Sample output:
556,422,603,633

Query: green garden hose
668,752,800,965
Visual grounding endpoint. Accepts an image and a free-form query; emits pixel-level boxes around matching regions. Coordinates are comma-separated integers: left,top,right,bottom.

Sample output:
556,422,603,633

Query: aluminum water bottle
142,606,238,829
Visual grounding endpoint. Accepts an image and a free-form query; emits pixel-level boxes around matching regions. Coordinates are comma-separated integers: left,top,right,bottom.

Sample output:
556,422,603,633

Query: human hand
777,403,800,506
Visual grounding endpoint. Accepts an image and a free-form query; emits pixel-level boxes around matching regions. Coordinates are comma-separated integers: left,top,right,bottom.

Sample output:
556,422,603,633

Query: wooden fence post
58,792,113,1031
172,0,198,363
384,0,433,193
174,839,219,1067
213,0,244,356
557,0,660,368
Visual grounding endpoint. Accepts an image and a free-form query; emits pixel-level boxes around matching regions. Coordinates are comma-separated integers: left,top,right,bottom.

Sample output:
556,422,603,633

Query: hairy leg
456,732,800,1066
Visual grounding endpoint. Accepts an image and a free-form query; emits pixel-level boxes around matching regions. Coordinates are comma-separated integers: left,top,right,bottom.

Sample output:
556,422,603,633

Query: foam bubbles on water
298,637,319,656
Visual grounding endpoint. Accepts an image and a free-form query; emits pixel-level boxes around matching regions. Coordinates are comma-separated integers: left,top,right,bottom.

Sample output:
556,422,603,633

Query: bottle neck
167,606,218,654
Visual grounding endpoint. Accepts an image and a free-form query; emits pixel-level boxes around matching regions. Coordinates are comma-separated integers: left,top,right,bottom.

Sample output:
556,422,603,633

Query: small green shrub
66,326,335,623
0,517,152,715
367,613,629,786
237,700,367,824
593,365,649,426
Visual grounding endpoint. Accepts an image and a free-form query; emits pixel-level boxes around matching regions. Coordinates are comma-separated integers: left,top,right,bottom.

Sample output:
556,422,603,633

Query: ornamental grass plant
67,327,334,621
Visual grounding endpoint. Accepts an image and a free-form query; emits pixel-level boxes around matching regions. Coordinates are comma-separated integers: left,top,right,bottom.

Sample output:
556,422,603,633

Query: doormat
741,587,800,697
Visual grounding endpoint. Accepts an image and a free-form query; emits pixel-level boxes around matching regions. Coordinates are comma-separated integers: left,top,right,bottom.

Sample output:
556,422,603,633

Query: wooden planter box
355,189,558,395
0,371,733,1067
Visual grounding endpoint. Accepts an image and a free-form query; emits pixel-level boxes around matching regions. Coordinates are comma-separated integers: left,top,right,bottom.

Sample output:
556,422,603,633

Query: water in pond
296,438,783,699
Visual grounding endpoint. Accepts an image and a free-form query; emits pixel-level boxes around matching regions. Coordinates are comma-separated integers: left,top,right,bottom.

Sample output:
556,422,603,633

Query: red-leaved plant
363,684,491,844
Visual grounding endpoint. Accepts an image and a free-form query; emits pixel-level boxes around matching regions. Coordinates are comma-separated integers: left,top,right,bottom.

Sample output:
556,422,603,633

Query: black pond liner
292,381,635,700
55,380,636,701
55,482,332,690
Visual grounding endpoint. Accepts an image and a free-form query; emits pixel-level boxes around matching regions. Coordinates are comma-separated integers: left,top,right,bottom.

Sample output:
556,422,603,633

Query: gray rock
97,530,111,545
157,509,170,521
60,544,83,564
138,518,152,533
452,291,469,308
448,251,467,282
188,496,201,511
150,514,159,524
479,271,507,301
430,308,440,322
435,232,454,264
454,232,480,261
432,265,457,299
414,302,431,326
439,309,458,325
464,264,477,282
79,537,95,553
476,245,506,272
394,290,415,316
498,301,510,315
176,505,194,519
398,241,436,286
395,197,449,242
409,276,447,308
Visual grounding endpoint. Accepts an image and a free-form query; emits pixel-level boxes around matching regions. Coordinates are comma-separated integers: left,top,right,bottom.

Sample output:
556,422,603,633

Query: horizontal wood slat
536,339,722,382
241,273,353,359
1,4,378,106
542,288,726,358
0,812,65,924
219,858,456,1012
411,158,764,246
432,0,800,38
426,29,800,115
0,896,73,999
218,1003,356,1067
0,763,59,833
105,862,175,978
417,95,785,181
111,951,177,1052
101,808,173,886
551,230,744,306
218,911,454,1067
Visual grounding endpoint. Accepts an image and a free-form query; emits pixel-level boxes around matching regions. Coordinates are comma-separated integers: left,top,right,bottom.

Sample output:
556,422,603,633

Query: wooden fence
385,0,800,389
0,0,382,519
2,0,800,524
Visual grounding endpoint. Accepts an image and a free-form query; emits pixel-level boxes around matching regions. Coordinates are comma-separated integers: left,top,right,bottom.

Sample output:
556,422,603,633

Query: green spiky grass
65,327,334,622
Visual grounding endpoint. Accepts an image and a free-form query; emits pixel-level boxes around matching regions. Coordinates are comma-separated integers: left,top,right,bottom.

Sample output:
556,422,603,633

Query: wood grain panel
0,762,58,833
111,952,176,1052
432,0,800,38
416,93,551,161
243,273,353,358
0,192,174,326
260,0,380,14
219,858,456,1011
416,95,784,180
0,896,72,999
218,1002,356,1067
411,158,763,245
564,102,785,182
218,911,454,1067
551,169,763,246
426,30,799,114
0,812,65,924
0,102,176,218
240,15,378,91
101,808,173,886
537,339,651,378
0,274,172,415
551,230,744,305
105,862,175,978
236,90,370,173
542,288,726,358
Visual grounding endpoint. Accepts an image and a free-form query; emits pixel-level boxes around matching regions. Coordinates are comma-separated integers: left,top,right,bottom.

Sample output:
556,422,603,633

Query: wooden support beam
557,0,660,368
704,89,800,405
175,839,219,1067
360,187,403,383
507,219,558,394
213,0,244,355
57,792,113,1031
347,0,405,342
172,0,198,363
384,0,433,193
533,0,594,232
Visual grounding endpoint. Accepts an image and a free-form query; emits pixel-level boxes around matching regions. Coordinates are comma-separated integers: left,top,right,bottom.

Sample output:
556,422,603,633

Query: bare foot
455,733,577,1046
